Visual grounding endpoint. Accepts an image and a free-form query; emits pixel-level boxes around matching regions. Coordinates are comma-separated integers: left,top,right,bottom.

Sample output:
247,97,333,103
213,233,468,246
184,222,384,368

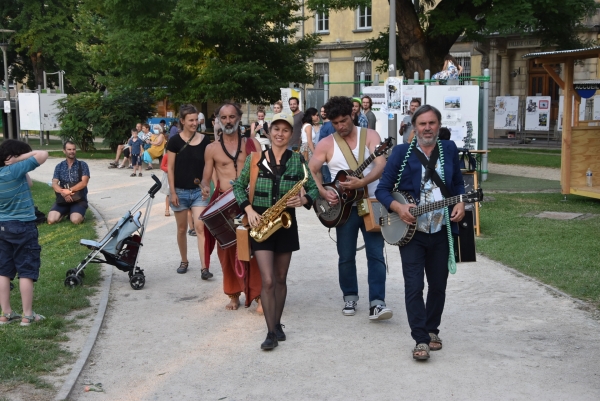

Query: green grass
0,182,100,388
488,148,561,168
483,173,561,192
477,192,600,306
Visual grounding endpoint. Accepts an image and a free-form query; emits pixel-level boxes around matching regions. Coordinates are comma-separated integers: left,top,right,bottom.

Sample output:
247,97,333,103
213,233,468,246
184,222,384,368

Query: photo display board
401,85,425,115
494,96,519,130
557,96,588,130
524,96,551,131
384,77,403,115
40,93,67,131
18,93,41,131
426,85,480,150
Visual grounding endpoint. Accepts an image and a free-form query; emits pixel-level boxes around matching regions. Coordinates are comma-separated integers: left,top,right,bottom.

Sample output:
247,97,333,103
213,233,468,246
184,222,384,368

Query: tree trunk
30,51,44,89
395,0,463,77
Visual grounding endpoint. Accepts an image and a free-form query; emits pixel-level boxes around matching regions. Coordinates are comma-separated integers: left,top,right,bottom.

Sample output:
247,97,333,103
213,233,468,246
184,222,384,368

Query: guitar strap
333,128,367,177
413,144,452,198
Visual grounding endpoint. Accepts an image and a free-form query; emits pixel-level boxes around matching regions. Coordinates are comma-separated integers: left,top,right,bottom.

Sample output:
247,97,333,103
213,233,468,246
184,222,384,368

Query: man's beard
418,131,438,147
223,121,240,135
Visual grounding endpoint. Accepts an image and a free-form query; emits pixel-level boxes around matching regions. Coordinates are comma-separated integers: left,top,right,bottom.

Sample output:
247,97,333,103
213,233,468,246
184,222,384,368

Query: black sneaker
275,324,286,341
342,300,357,316
201,268,213,280
369,305,393,321
261,332,279,350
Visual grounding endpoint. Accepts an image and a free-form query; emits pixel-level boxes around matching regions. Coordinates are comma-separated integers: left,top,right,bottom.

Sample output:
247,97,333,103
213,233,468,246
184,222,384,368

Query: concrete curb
54,202,112,401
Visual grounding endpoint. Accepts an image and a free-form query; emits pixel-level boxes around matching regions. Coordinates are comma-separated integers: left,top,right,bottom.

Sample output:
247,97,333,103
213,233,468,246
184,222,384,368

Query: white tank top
328,127,378,198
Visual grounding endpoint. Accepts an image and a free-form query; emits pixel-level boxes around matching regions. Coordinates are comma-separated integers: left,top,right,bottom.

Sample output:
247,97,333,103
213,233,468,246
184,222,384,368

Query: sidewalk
29,159,600,401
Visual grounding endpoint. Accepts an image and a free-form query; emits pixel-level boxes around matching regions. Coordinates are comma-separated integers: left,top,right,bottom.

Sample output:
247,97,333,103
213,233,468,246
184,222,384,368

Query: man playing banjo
201,103,263,312
375,104,465,361
308,96,392,321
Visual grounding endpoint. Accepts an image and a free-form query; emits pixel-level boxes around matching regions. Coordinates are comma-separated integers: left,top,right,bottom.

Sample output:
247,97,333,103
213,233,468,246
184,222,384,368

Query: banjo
379,189,483,246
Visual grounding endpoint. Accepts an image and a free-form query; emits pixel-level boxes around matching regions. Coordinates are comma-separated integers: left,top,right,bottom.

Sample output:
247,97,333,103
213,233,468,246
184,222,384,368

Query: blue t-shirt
128,138,145,156
52,159,91,200
0,157,40,221
319,121,335,142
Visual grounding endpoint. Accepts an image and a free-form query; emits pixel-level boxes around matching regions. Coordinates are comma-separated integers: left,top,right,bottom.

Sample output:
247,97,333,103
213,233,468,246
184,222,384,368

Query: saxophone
250,163,309,242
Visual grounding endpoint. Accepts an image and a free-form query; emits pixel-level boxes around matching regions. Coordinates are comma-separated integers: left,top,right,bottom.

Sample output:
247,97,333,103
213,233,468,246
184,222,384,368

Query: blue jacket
375,140,465,235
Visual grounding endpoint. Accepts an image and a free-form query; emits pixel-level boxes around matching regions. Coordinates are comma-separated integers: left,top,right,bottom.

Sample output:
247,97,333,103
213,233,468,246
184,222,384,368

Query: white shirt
198,112,206,131
301,123,317,144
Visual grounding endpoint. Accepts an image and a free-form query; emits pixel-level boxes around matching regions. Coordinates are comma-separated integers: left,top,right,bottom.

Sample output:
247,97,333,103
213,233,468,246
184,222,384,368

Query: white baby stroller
64,174,162,290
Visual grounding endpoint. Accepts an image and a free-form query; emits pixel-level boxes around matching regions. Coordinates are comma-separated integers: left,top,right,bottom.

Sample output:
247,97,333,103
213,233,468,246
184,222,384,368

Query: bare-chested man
201,103,263,312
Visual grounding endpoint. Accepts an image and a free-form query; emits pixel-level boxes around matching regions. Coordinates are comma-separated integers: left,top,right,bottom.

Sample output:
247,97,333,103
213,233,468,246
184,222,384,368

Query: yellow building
302,0,390,99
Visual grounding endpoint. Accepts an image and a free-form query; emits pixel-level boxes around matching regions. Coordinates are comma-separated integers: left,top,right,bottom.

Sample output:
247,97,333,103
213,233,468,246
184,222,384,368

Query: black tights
254,250,292,333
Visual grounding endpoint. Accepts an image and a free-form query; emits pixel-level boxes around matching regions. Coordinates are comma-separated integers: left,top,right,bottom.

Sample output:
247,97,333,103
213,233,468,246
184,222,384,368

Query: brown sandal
429,333,442,351
413,343,430,360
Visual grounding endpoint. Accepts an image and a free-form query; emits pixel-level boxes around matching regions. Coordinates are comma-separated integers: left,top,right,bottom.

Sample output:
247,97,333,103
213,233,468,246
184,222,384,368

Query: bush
57,89,155,151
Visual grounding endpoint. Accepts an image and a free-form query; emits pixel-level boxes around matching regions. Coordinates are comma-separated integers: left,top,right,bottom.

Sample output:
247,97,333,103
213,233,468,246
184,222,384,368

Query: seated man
109,122,141,168
47,141,91,225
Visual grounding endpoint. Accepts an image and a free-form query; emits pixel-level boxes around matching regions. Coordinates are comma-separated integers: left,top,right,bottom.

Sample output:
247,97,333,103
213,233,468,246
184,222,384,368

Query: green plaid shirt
234,150,319,210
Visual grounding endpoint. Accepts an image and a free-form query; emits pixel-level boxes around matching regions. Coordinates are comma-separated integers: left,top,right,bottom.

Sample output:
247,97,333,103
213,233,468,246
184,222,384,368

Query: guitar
379,189,483,246
314,137,394,228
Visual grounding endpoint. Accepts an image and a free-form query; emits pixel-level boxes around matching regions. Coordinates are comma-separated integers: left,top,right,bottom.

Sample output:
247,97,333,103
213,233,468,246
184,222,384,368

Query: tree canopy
308,0,598,75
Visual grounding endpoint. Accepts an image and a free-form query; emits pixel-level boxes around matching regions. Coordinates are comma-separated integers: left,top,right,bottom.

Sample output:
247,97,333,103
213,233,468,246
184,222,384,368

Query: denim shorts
51,200,89,217
131,154,142,166
170,187,209,212
0,221,42,281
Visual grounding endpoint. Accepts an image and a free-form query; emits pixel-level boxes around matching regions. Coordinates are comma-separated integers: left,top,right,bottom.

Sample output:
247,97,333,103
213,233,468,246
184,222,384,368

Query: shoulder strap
77,160,83,181
177,132,196,154
413,145,451,198
358,128,367,166
248,151,261,204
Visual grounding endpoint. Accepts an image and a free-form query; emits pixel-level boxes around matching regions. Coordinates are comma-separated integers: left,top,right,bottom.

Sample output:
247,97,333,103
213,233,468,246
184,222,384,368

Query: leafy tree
308,0,598,76
0,0,99,92
57,89,155,151
86,0,320,104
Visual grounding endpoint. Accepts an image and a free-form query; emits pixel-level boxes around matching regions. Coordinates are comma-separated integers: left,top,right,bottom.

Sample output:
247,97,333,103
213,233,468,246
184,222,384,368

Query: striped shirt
0,157,39,221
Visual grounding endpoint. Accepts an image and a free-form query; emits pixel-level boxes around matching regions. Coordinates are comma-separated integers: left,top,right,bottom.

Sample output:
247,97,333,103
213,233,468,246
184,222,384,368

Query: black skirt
250,206,300,253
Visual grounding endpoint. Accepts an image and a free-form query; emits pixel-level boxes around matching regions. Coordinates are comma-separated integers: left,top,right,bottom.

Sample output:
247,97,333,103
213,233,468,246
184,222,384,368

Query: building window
314,62,329,89
357,5,372,29
354,60,372,96
450,52,471,84
316,11,329,33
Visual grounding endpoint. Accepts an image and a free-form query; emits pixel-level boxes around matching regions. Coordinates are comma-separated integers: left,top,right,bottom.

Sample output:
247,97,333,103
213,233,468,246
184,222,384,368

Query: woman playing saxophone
233,112,319,351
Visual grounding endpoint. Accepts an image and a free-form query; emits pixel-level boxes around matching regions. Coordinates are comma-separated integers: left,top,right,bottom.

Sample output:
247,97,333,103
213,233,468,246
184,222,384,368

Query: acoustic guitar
314,137,394,228
380,189,483,246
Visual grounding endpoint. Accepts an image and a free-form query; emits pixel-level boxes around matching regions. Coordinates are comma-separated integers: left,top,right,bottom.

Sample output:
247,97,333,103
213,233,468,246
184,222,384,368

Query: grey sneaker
369,305,393,320
342,301,357,316
201,268,213,280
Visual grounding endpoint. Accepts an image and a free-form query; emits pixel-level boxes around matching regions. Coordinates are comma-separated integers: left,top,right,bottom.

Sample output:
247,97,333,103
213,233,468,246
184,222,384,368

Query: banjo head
380,191,416,246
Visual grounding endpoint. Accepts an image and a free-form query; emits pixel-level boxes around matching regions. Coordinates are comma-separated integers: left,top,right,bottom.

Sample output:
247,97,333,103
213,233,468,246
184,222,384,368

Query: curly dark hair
301,107,318,124
0,139,32,167
323,96,353,121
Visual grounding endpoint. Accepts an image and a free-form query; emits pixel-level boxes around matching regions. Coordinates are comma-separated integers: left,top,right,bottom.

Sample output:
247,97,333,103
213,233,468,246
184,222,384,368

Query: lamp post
0,29,16,140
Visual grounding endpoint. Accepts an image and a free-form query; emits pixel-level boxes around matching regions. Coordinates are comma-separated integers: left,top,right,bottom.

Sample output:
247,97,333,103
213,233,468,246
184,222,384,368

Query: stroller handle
148,174,162,198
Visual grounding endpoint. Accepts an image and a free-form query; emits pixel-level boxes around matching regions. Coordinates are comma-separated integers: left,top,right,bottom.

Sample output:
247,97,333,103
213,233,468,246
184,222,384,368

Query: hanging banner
524,96,551,131
426,85,480,149
494,96,519,130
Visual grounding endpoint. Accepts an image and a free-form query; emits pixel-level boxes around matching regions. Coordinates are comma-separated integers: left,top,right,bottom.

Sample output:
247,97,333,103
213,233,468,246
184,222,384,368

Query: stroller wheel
65,275,83,288
66,268,85,279
129,274,145,290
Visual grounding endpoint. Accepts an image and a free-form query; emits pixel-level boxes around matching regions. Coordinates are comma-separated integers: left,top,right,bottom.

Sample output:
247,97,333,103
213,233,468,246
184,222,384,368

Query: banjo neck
409,194,465,217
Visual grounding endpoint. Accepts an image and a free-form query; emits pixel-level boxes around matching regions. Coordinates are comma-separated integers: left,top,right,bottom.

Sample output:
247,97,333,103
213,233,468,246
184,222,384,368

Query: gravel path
20,159,599,401
488,162,560,181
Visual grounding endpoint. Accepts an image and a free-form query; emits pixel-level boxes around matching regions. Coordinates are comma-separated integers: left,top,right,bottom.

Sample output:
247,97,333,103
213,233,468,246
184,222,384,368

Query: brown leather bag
236,151,261,261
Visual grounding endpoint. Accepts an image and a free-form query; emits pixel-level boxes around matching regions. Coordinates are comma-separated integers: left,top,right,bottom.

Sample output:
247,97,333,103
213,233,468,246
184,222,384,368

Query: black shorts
131,154,142,166
123,148,131,158
250,207,299,253
0,221,42,281
51,200,89,217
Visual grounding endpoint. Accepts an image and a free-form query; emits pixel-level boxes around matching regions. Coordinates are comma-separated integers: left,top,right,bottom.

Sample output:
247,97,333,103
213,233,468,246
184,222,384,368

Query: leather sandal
20,312,46,326
177,261,189,274
429,333,442,351
412,343,430,360
0,311,22,325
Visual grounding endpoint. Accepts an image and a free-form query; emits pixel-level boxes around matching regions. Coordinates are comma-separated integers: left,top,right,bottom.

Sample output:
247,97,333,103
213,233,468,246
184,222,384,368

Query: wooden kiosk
523,47,600,200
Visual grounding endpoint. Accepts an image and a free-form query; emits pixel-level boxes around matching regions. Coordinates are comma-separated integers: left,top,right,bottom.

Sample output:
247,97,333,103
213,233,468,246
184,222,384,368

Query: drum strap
219,133,243,175
248,151,261,204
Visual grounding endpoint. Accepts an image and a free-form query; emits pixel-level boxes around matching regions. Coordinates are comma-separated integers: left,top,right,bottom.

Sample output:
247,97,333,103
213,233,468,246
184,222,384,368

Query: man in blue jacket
376,105,464,361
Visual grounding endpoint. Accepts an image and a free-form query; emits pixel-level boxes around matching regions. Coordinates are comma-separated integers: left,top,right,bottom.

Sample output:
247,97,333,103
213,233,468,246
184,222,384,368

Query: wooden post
562,59,574,195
